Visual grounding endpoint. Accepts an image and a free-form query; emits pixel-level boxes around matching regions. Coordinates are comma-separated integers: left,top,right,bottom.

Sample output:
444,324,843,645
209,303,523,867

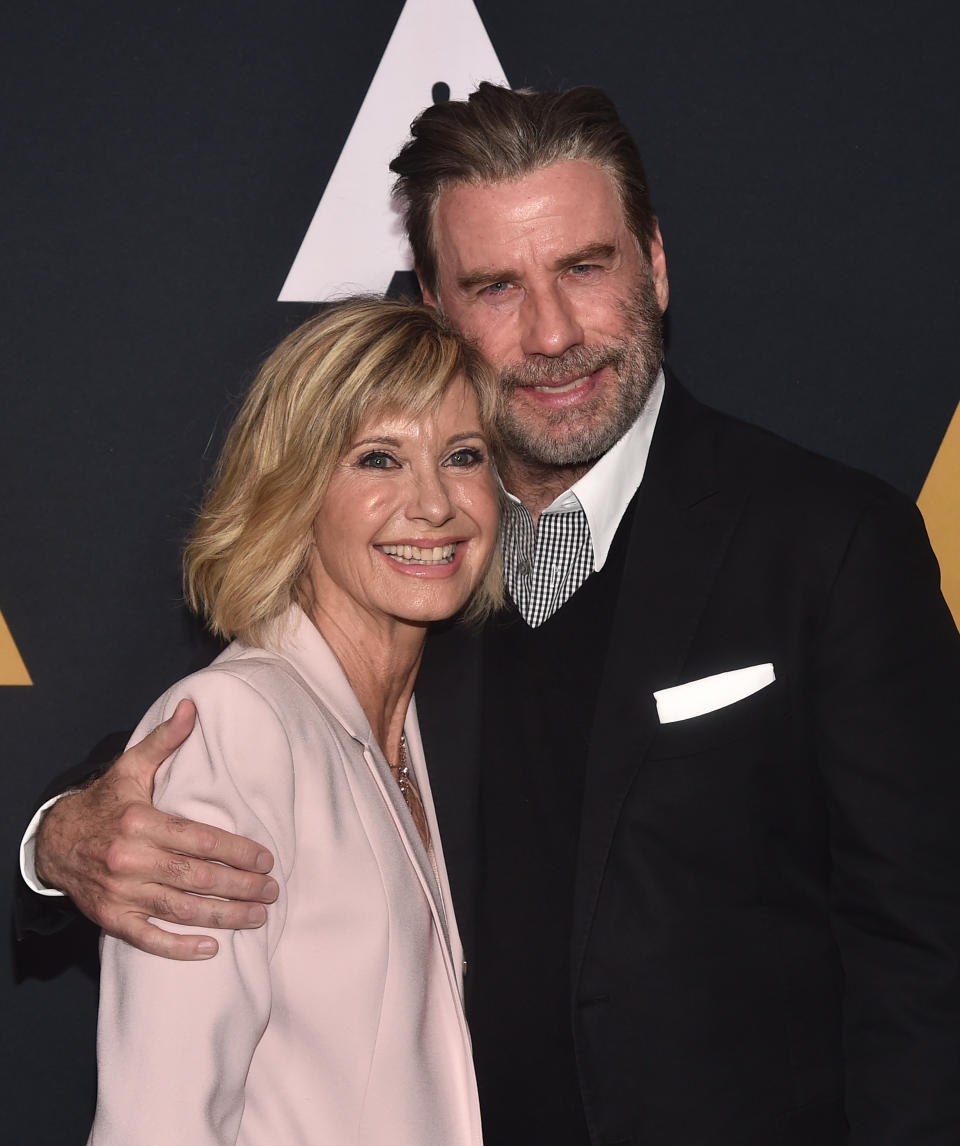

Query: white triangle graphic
278,0,509,302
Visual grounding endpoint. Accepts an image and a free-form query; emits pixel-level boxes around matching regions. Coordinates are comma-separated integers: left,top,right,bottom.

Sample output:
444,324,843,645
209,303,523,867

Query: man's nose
519,284,584,358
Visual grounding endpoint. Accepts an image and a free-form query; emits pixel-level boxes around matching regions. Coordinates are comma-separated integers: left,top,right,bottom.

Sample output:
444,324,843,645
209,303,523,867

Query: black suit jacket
415,375,960,1146
17,375,960,1144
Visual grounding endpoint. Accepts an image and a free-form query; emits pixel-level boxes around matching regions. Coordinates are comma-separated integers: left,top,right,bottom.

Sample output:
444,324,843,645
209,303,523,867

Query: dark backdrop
2,3,957,1141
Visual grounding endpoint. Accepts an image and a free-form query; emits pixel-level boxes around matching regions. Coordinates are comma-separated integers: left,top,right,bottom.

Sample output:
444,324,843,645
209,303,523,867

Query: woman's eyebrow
349,436,403,450
445,432,486,444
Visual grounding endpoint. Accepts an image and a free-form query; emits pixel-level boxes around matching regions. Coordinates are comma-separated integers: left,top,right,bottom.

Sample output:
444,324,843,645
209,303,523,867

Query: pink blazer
88,605,482,1146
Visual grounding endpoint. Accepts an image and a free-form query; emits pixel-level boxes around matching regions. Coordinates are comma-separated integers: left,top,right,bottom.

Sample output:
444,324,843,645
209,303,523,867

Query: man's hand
34,699,278,960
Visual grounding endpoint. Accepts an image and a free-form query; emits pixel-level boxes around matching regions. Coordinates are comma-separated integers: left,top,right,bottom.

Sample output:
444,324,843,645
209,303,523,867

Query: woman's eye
357,451,397,469
445,447,484,468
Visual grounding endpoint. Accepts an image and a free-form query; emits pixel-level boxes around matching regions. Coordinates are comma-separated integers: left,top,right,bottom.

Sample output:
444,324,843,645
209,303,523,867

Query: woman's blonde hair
184,296,502,645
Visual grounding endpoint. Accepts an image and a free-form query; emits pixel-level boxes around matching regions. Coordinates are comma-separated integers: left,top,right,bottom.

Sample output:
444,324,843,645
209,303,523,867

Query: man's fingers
151,815,275,879
105,883,272,959
117,699,197,788
81,875,269,950
34,701,279,952
118,914,220,961
151,850,279,905
155,698,198,751
146,886,269,930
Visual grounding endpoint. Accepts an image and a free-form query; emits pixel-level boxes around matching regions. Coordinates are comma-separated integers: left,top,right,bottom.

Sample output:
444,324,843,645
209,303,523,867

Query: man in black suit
20,85,960,1144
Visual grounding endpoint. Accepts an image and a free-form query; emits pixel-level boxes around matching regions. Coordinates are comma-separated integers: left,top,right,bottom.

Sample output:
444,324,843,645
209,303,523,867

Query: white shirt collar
505,369,664,570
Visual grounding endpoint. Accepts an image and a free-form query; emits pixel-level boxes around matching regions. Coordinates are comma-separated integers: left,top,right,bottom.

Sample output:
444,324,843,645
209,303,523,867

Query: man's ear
648,223,669,313
417,270,439,310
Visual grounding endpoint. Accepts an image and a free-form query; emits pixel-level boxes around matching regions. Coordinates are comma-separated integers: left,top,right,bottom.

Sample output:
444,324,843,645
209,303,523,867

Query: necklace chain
390,733,431,850
396,734,412,797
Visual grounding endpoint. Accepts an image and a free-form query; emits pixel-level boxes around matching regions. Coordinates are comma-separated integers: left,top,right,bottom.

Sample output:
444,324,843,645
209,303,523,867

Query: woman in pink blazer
87,298,502,1145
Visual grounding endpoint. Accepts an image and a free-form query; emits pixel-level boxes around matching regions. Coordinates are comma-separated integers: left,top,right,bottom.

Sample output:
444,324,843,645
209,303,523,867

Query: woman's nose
407,470,455,525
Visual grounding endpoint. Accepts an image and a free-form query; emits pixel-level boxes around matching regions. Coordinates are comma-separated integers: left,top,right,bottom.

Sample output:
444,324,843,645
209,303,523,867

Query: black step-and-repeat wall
2,3,957,1140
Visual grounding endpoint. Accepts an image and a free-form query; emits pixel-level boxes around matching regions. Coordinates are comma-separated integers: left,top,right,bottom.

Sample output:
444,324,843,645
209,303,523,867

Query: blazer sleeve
88,670,294,1146
814,491,960,1143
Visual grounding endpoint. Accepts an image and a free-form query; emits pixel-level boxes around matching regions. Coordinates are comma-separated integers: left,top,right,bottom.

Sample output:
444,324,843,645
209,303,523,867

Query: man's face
422,159,669,467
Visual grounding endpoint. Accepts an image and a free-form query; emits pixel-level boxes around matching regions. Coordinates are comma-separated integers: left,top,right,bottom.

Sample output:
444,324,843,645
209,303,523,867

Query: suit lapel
570,377,750,983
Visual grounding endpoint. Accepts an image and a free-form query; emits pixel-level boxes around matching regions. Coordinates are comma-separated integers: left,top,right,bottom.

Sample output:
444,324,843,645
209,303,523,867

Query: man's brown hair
390,83,658,297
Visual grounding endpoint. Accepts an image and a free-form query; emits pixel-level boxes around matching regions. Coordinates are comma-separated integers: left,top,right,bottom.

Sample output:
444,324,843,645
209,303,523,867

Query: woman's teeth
381,543,457,565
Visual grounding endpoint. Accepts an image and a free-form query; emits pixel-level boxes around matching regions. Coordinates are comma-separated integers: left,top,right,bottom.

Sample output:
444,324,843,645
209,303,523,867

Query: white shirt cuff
19,794,71,896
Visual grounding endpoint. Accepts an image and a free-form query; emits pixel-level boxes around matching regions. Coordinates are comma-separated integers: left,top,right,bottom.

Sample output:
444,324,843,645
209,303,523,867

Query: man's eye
445,447,484,468
357,451,397,469
569,264,597,276
481,281,511,296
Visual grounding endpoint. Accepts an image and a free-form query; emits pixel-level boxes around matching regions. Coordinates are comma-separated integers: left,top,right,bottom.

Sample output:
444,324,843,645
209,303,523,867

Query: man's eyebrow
455,266,521,292
454,243,618,292
554,242,617,269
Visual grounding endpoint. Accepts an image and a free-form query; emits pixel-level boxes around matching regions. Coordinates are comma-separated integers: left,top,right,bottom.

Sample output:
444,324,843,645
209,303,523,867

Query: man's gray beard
496,270,664,468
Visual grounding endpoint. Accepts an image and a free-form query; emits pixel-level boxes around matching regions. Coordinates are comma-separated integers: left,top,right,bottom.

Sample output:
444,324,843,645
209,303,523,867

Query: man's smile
532,373,593,394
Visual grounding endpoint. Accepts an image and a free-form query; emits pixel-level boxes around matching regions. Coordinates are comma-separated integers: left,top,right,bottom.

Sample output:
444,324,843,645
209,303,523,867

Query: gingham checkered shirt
501,370,665,629
503,497,594,628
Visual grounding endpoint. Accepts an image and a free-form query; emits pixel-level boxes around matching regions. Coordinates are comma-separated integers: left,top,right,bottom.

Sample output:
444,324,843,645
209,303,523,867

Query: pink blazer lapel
266,605,461,978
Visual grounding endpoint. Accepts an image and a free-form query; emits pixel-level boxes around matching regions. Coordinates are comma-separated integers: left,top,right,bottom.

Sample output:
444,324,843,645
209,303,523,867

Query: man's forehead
433,160,631,265
436,159,620,215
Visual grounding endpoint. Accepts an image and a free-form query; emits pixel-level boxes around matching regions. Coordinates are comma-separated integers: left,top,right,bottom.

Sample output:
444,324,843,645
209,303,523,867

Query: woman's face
307,378,499,632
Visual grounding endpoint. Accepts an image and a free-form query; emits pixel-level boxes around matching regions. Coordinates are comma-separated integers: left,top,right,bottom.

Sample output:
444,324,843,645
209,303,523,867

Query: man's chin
501,418,625,469
500,383,653,468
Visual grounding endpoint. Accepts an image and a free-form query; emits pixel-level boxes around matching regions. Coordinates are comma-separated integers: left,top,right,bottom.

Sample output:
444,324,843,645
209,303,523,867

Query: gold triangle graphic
0,608,32,685
918,400,960,630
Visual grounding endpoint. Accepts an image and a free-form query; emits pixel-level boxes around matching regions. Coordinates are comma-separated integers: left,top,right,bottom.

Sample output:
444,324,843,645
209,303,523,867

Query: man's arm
816,492,960,1141
20,700,279,961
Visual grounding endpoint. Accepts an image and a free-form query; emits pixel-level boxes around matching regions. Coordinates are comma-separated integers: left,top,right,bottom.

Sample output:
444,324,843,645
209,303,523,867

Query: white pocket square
654,663,776,724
